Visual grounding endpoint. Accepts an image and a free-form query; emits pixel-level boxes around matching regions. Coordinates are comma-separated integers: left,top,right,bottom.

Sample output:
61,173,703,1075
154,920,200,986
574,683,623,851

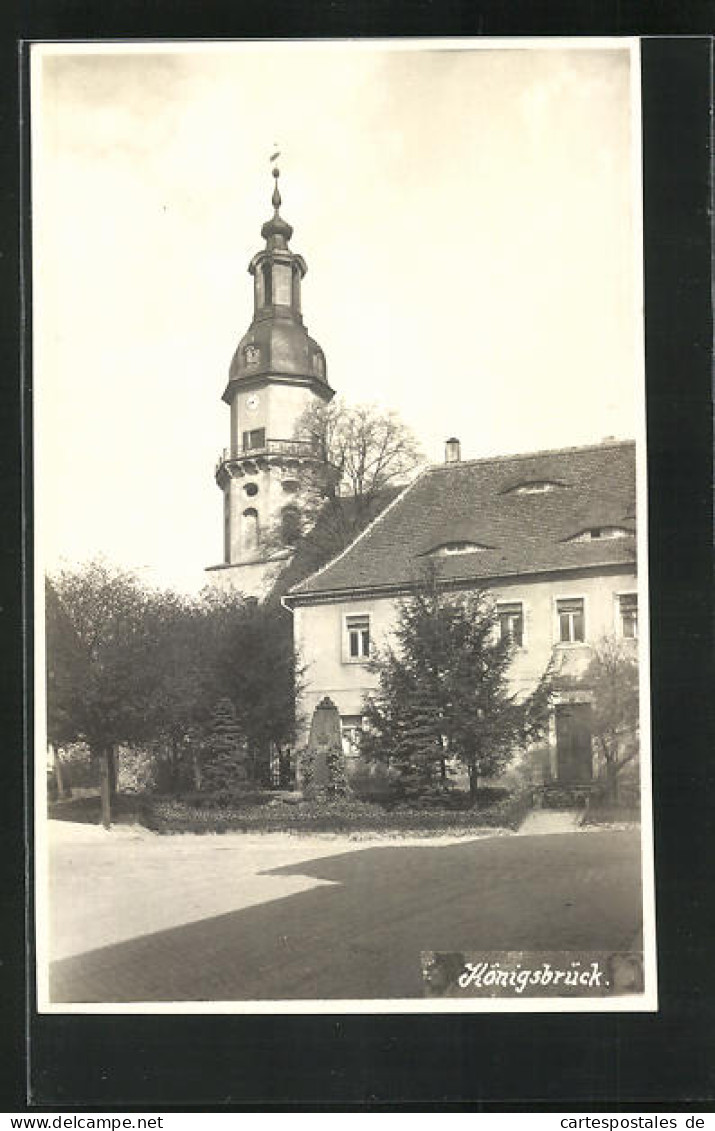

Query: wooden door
555,704,593,783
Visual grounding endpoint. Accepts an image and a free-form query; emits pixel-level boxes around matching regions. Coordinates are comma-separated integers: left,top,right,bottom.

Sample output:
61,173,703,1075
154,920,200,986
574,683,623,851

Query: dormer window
505,480,567,496
430,541,489,556
565,526,632,543
244,345,260,367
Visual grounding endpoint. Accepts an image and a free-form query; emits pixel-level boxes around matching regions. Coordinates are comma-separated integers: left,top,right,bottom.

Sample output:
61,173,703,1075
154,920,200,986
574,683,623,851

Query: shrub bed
140,790,532,836
581,805,641,827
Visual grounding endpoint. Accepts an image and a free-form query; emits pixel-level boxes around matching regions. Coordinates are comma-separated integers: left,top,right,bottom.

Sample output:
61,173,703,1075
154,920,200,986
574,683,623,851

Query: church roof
286,440,637,601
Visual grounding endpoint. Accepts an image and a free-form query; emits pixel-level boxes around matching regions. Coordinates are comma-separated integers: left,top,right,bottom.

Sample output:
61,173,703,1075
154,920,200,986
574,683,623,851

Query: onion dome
222,165,334,404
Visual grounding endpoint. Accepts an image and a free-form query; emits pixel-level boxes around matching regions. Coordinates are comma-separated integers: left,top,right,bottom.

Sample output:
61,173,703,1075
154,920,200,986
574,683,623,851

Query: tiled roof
287,441,637,600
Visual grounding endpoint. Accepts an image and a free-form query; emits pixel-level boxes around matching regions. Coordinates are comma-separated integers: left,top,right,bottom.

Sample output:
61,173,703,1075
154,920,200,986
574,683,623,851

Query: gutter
283,558,637,609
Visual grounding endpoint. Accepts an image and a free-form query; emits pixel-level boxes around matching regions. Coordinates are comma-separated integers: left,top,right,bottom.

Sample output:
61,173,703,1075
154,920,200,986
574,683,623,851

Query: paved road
49,829,642,1003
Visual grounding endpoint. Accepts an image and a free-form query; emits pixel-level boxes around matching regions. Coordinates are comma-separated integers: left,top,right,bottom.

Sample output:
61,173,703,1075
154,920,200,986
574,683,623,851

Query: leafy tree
288,398,424,561
579,635,640,803
45,559,164,826
144,589,222,792
45,564,303,814
361,571,552,803
45,579,84,750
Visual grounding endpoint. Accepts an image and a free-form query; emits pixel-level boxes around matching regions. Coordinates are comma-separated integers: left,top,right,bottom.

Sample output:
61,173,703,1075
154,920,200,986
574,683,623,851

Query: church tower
207,166,335,595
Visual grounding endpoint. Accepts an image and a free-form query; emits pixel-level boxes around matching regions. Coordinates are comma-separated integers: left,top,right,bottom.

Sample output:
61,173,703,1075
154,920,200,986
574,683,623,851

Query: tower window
242,508,259,554
273,263,292,305
261,262,272,305
292,263,301,311
242,428,265,452
243,482,259,497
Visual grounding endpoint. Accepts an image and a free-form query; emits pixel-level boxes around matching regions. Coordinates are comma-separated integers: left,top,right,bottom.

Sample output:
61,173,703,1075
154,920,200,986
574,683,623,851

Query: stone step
517,809,584,836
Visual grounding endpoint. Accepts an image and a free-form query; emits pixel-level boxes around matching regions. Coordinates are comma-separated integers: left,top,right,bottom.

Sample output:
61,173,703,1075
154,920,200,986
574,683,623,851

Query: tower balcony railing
215,437,318,473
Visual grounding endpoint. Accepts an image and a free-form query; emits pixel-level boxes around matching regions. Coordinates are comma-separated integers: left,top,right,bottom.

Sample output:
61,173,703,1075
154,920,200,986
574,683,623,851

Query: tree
361,571,552,803
46,559,165,827
143,589,223,793
205,594,302,785
289,398,424,561
580,635,640,803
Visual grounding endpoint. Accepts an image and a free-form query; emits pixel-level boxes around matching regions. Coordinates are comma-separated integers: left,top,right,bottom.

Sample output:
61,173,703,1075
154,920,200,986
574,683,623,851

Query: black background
1,8,713,1113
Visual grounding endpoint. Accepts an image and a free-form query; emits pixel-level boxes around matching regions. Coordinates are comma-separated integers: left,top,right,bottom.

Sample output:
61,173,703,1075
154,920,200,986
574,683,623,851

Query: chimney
445,437,461,464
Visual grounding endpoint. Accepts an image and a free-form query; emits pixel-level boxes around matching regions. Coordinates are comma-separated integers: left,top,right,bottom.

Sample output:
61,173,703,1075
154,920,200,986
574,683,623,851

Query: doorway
555,703,593,783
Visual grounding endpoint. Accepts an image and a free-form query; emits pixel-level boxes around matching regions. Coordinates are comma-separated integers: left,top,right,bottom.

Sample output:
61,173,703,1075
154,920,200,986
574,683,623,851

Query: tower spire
261,151,292,248
209,162,334,596
270,148,282,211
272,167,281,211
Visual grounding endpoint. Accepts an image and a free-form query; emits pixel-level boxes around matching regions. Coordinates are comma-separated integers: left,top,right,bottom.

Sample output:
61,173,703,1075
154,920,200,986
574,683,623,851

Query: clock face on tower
246,393,260,412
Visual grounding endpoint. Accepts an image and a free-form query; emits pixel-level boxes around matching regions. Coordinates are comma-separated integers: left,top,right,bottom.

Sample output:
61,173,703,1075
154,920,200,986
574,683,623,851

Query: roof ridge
285,469,429,597
426,438,636,473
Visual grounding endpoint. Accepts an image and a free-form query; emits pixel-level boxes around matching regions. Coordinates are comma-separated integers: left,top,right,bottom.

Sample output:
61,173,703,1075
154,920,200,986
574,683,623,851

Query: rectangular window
619,593,638,639
346,614,370,661
557,598,585,643
341,715,364,757
497,601,524,647
242,427,266,452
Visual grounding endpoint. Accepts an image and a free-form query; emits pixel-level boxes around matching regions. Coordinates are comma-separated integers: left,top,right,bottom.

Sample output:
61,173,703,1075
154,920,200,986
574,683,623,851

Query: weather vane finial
269,146,281,210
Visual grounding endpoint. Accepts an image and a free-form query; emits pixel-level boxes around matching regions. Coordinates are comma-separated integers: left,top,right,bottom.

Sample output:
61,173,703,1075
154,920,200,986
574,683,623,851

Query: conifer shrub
201,699,248,794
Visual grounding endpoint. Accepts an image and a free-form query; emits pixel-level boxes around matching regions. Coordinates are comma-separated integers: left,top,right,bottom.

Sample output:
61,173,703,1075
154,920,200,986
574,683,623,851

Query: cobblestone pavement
45,825,643,1004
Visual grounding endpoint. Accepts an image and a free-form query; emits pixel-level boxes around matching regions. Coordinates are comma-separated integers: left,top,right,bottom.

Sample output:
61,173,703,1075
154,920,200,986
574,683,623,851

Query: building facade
206,168,335,596
284,439,638,788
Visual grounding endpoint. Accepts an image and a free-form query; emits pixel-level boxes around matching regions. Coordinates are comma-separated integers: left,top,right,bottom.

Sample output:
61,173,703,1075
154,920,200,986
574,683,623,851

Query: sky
32,40,643,594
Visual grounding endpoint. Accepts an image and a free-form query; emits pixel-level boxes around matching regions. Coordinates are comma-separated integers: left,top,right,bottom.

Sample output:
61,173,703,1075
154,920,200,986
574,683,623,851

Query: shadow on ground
50,829,642,1003
48,792,145,826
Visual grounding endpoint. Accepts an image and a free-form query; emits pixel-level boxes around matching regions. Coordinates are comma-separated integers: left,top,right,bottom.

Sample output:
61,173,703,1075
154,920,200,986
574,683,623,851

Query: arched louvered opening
242,507,260,554
261,261,272,306
291,263,301,312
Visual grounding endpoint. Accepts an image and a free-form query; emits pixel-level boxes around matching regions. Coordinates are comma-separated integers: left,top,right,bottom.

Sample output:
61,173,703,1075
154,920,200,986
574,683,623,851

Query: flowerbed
140,791,532,836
